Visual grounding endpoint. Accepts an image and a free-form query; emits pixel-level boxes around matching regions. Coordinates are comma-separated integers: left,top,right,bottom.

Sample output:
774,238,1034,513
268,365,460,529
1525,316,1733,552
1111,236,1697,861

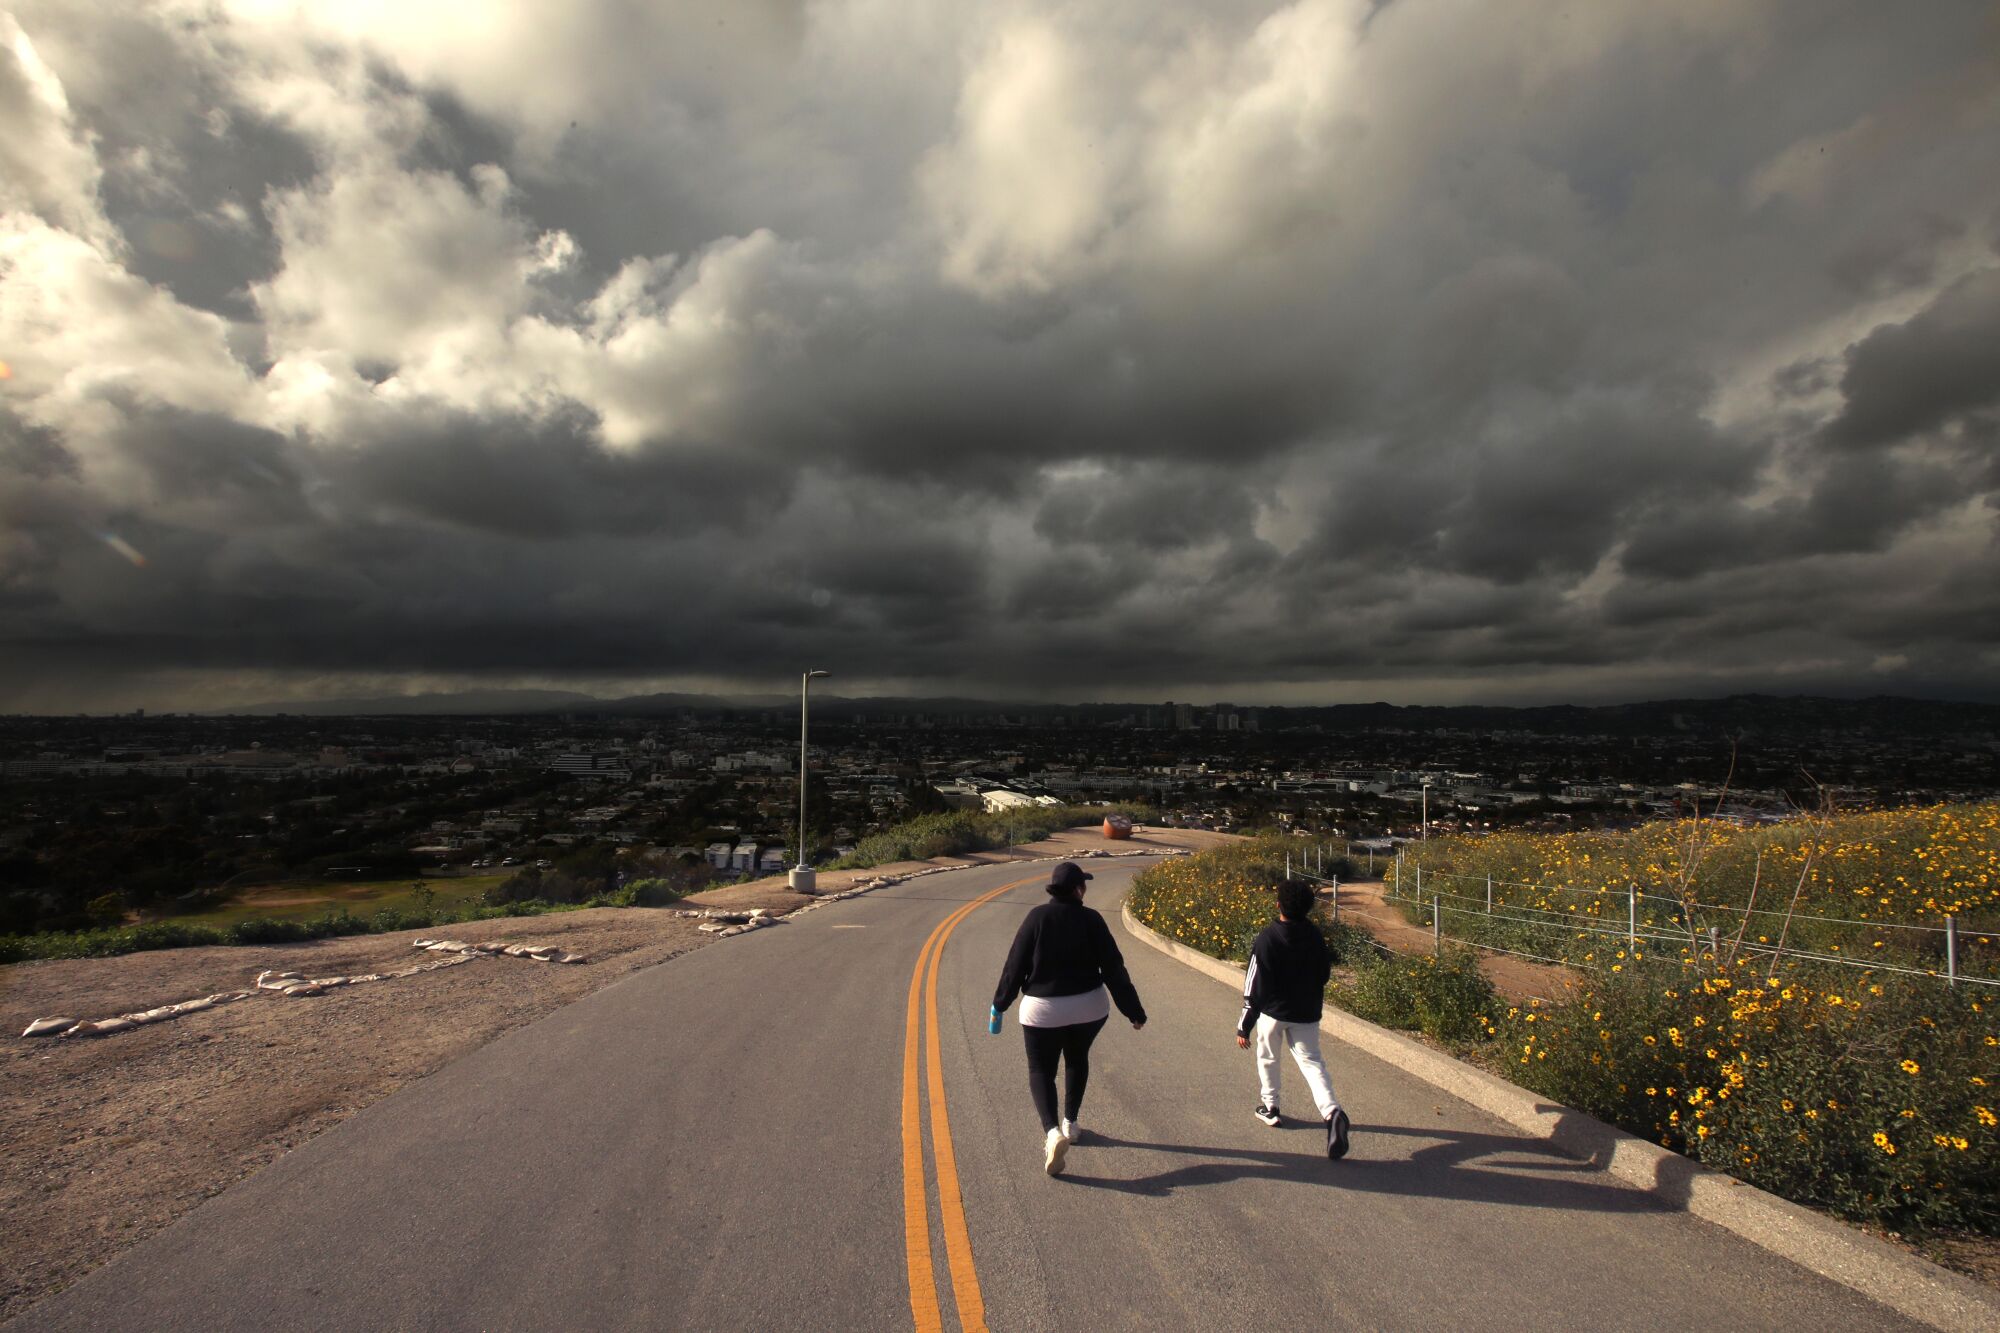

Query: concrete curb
1120,901,2000,1333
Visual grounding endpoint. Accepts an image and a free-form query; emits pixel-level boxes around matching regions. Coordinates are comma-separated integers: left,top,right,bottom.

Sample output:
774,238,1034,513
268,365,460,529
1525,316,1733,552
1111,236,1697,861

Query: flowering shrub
1388,803,2000,979
1130,840,1281,959
1130,838,1337,960
1136,830,1999,1235
1504,964,1998,1232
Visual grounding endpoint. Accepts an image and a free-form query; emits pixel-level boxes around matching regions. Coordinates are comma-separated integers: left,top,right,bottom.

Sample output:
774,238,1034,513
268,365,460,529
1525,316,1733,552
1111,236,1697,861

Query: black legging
1021,1017,1108,1132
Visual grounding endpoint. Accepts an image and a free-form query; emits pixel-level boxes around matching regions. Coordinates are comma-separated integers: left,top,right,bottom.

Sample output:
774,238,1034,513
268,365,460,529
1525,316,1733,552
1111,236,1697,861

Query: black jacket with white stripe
1236,918,1332,1036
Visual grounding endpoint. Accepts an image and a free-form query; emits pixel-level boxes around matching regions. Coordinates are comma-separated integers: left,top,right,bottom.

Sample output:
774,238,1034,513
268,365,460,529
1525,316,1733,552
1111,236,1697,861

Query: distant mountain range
217,689,2000,738
227,689,606,716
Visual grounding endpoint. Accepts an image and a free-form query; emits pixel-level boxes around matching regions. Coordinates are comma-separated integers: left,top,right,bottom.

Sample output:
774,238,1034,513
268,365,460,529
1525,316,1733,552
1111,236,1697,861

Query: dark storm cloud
108,405,313,519
4,0,2000,709
1824,268,2000,449
326,407,782,540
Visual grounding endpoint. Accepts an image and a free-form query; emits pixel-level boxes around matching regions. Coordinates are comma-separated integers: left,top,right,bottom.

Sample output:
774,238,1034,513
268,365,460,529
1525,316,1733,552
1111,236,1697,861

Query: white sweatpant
1254,1014,1340,1119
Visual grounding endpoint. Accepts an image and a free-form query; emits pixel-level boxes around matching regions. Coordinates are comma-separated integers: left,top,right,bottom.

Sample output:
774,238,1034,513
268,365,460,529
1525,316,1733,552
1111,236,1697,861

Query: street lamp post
1421,778,1432,842
792,670,829,893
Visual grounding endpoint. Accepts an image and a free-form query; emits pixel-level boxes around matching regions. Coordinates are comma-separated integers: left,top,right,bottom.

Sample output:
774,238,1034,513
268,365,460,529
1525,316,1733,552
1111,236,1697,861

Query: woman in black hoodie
992,861,1147,1176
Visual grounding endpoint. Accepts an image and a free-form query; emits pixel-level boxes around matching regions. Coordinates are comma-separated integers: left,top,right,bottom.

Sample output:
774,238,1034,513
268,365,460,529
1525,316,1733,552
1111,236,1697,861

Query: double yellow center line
901,875,1034,1333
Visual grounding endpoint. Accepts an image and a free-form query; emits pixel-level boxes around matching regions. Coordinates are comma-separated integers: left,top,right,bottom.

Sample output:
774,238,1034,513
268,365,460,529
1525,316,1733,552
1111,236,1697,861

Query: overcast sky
3,1,1998,712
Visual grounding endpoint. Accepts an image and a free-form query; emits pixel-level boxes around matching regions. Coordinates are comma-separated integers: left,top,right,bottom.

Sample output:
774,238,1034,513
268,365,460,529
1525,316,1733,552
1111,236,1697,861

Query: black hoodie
1236,918,1332,1036
993,897,1146,1024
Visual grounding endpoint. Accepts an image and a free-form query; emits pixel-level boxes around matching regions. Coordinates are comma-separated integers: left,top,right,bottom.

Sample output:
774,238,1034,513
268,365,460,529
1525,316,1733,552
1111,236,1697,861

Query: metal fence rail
1275,841,1996,987
1366,886,2000,988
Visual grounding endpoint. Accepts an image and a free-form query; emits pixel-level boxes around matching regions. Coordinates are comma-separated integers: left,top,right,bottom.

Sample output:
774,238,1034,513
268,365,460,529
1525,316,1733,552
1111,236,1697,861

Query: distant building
932,781,984,810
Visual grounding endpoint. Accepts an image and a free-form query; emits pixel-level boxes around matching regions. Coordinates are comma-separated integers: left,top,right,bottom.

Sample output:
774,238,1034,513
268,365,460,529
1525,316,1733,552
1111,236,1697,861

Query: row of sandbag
21,936,586,1037
410,937,586,964
22,991,252,1039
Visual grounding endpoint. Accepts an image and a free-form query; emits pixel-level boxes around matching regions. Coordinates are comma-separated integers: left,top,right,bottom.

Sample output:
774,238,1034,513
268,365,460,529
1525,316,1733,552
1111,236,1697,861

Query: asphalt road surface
14,859,1920,1331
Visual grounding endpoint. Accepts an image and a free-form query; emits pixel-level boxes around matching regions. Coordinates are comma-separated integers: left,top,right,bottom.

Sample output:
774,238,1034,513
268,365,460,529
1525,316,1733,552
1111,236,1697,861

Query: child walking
1235,879,1350,1159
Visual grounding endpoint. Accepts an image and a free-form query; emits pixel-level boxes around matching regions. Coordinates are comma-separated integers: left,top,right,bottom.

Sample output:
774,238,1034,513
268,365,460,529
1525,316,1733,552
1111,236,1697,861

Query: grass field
153,875,512,928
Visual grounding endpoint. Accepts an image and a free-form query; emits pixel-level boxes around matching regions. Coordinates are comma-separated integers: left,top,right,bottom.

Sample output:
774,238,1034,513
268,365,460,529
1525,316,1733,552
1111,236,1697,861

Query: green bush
0,920,232,962
1333,947,1497,1042
227,911,368,945
625,877,688,907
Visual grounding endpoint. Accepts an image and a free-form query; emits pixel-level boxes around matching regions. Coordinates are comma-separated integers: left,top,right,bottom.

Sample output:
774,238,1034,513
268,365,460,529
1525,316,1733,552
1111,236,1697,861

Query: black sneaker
1254,1103,1281,1127
1326,1108,1351,1160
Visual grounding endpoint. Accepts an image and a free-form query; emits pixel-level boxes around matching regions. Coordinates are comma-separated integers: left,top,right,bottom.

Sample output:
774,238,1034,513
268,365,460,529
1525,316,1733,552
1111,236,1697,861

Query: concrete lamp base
788,866,818,895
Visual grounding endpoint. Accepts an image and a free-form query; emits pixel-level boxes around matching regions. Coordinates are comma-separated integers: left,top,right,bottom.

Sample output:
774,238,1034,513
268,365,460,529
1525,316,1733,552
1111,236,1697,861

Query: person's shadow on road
1059,1125,1665,1214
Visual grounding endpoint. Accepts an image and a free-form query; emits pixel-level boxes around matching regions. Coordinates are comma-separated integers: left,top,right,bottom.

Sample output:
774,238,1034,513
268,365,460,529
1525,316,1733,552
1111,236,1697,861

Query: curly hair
1276,878,1315,921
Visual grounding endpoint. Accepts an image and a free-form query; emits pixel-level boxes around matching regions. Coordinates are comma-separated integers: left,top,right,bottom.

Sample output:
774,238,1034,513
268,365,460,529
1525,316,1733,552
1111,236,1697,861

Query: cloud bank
2,0,1998,710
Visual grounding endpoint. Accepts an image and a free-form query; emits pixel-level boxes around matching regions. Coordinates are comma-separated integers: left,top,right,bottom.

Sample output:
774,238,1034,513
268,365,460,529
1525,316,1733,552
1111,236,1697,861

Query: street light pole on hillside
1421,777,1433,842
792,670,829,893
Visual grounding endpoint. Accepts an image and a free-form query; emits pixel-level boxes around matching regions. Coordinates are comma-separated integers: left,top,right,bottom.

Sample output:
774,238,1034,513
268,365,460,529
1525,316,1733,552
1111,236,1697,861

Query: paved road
14,860,1918,1331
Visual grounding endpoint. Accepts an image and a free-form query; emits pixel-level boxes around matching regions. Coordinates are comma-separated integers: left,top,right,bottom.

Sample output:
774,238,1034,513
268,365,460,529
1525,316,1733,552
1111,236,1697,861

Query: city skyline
5,2,2000,714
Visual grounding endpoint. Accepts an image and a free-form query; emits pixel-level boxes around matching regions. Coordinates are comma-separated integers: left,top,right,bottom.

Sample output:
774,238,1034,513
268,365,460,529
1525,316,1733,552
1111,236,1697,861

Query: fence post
1330,876,1339,922
1285,853,1292,880
1707,926,1720,961
1486,874,1493,915
1368,846,1375,874
1946,915,1957,987
1415,865,1423,900
1433,896,1442,954
1628,884,1637,950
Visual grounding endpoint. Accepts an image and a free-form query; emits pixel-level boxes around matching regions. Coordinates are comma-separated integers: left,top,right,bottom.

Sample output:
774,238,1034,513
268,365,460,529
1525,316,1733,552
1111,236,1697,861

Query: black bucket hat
1048,861,1094,893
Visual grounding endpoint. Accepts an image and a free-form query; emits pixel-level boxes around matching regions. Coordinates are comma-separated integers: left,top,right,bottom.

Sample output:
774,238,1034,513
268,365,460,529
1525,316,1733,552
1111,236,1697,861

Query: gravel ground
0,825,1220,1322
0,909,714,1324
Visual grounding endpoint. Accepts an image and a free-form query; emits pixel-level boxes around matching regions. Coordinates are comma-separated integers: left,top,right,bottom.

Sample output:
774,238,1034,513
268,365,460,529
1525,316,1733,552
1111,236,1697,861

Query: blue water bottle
988,1005,1003,1035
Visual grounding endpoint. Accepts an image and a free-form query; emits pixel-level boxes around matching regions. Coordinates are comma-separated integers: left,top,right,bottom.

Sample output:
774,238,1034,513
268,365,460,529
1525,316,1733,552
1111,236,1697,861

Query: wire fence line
1269,843,1997,989
1286,839,1994,937
1405,864,1987,937
1363,882,2000,989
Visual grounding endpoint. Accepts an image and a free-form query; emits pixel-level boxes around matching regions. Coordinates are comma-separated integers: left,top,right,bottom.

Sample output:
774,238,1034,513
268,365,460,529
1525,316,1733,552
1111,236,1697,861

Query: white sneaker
1060,1117,1078,1143
1043,1126,1069,1176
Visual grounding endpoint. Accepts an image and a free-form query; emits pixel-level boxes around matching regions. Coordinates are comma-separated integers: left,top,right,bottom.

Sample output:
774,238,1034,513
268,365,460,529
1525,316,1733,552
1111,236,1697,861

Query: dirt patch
1330,879,1581,1002
1913,1232,2000,1289
0,909,713,1323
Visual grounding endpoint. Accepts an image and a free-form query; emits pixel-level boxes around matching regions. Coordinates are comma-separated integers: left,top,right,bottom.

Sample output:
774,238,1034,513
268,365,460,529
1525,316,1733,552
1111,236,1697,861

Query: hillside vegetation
1387,803,1999,980
830,803,1151,869
1130,811,1999,1235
